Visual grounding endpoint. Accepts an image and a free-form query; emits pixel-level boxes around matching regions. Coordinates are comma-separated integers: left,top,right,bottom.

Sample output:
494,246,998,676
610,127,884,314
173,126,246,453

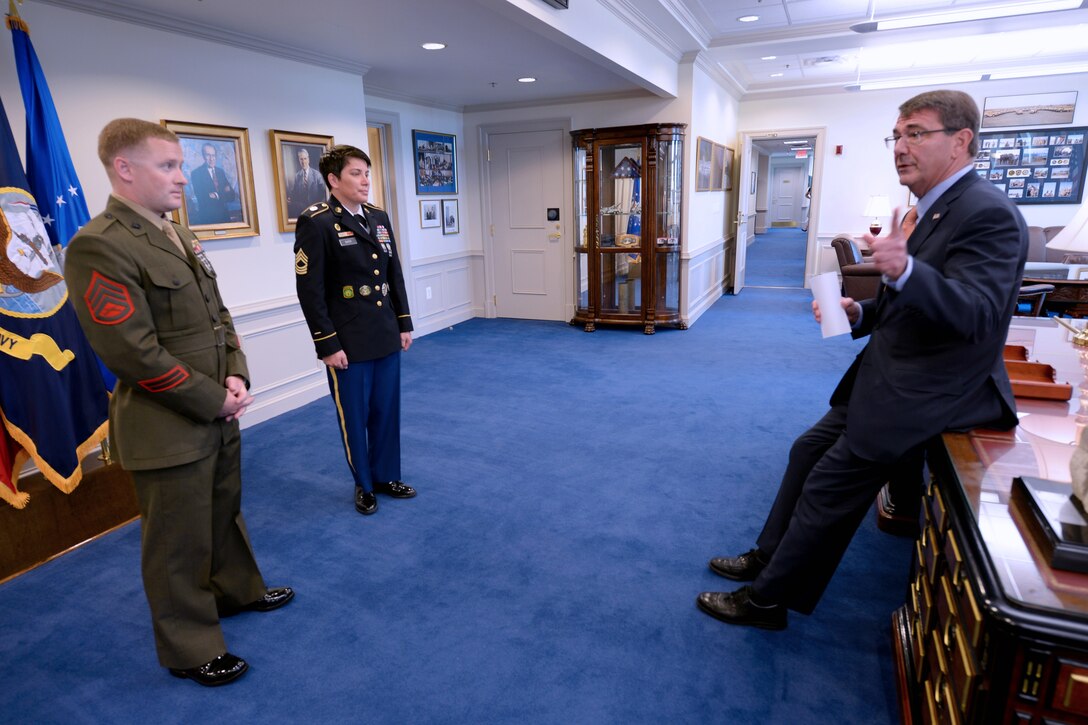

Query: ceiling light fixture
761,55,776,61
738,15,759,23
770,72,783,78
782,140,808,145
421,42,446,50
851,0,1085,33
517,77,537,83
844,72,984,92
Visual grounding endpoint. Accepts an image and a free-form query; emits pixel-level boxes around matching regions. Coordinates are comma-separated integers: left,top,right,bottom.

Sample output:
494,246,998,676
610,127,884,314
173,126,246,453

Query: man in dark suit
188,142,237,224
65,118,293,685
698,90,1028,630
287,147,326,218
293,145,416,516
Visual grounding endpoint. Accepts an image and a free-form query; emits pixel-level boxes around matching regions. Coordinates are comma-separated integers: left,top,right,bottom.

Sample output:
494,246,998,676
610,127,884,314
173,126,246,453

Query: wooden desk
894,317,1088,723
1023,276,1088,317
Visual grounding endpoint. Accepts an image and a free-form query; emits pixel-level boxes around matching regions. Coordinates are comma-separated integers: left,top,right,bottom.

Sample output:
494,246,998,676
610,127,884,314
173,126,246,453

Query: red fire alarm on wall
836,145,844,155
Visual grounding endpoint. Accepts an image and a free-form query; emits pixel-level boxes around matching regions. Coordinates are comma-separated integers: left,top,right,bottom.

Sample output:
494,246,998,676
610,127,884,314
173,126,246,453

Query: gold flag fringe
5,0,28,34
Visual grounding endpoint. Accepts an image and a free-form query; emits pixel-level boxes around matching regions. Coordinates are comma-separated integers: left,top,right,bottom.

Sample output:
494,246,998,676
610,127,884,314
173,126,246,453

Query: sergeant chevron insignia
294,249,309,275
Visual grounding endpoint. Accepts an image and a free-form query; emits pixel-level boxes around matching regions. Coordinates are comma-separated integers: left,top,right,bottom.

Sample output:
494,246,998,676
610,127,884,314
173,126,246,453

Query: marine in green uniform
64,118,293,687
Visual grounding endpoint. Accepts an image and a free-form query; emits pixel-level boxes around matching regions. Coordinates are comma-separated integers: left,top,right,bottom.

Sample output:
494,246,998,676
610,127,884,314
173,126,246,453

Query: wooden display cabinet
570,123,685,334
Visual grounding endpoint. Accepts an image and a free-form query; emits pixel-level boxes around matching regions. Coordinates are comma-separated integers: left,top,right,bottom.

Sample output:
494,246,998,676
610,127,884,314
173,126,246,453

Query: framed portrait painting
270,129,333,232
710,143,725,191
413,130,457,194
441,199,459,235
162,120,259,239
695,137,713,192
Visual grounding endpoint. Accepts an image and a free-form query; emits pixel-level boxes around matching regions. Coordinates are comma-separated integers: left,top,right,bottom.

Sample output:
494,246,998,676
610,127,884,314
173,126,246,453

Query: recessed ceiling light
517,77,537,83
770,72,783,77
851,0,1082,33
738,15,759,22
761,56,777,61
421,42,446,50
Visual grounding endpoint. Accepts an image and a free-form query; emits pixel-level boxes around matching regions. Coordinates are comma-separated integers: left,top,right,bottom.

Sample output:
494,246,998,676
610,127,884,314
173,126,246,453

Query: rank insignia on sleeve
84,270,134,325
343,286,355,299
294,249,309,275
138,365,190,392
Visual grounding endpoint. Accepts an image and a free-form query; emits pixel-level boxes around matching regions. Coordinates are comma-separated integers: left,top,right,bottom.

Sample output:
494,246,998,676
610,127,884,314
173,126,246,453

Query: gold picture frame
162,120,259,240
696,136,713,192
270,129,334,232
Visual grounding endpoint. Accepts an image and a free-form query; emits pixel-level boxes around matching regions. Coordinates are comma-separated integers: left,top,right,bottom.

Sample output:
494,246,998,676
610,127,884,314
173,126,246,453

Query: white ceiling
28,0,1088,109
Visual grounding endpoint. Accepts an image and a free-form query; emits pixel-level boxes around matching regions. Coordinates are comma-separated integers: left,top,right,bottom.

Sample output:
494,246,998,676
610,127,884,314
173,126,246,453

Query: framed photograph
269,129,333,232
710,143,725,191
162,120,259,239
441,199,459,235
976,126,1087,204
723,146,735,191
695,137,712,192
413,129,457,194
419,199,440,228
982,91,1077,129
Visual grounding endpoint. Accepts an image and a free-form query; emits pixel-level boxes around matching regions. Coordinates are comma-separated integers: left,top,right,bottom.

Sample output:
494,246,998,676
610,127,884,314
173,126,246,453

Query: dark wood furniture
0,459,137,584
894,317,1088,723
570,123,685,334
1023,276,1088,318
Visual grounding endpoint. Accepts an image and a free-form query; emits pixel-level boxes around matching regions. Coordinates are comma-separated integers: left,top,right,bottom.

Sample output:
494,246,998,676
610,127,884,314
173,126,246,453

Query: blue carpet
0,290,912,723
745,228,807,288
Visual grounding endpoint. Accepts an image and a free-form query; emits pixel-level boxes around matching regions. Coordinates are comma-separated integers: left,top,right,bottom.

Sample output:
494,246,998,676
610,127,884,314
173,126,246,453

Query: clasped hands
219,375,253,421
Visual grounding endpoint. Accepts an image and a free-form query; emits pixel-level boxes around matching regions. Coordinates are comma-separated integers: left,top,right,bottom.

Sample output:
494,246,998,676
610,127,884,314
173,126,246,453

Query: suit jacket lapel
907,172,977,256
330,195,373,243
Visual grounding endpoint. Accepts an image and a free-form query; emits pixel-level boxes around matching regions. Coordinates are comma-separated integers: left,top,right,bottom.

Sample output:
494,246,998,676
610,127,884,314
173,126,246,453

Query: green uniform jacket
64,196,248,470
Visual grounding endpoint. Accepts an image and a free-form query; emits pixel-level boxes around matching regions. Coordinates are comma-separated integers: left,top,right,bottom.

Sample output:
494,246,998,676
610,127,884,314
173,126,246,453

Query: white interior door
488,129,566,320
733,136,754,292
771,165,803,224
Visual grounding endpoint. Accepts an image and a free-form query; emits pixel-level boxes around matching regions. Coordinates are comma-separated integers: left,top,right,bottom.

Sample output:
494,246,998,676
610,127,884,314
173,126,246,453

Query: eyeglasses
884,128,954,149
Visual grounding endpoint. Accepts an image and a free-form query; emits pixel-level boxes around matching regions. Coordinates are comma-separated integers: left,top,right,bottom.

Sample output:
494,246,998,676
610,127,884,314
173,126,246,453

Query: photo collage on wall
975,126,1087,205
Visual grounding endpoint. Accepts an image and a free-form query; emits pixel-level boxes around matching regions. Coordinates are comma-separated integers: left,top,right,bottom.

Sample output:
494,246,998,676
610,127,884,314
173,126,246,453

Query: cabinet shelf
571,123,686,335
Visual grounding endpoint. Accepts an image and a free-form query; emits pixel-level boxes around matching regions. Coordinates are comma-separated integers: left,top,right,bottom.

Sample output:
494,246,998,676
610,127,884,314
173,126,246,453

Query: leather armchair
831,234,881,301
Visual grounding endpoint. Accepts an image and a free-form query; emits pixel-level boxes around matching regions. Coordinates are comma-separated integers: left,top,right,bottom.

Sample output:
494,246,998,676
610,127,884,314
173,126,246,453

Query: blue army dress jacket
64,196,249,470
293,195,412,362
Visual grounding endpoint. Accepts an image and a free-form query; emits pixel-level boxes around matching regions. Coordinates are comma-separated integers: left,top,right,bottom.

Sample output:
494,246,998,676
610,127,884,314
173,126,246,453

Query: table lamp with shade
1045,201,1088,508
1046,200,1088,262
863,194,891,235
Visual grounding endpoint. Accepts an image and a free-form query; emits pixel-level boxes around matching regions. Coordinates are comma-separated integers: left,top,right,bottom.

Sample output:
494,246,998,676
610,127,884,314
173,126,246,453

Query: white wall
0,3,373,425
739,74,1088,237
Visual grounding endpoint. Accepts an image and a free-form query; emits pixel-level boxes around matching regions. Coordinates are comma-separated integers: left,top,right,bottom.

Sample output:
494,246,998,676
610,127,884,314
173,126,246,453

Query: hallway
743,227,807,289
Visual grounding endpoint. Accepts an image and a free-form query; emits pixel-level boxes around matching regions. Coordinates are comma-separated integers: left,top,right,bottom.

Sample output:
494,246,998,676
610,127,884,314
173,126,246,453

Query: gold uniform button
373,269,380,276
376,300,383,307
372,253,378,259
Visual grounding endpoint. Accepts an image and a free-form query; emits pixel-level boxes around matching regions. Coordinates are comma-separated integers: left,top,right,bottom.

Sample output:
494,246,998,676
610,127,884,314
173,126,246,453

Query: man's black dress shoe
169,652,248,687
696,587,787,630
708,548,767,581
242,587,294,612
373,480,416,498
355,488,378,515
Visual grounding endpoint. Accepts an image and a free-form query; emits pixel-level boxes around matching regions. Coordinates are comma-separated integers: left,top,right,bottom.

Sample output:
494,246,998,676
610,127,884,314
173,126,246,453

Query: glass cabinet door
573,145,589,313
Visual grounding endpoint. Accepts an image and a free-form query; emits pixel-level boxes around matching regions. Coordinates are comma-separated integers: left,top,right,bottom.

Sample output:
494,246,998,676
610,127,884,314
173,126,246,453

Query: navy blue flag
8,12,89,249
0,88,109,508
9,10,115,392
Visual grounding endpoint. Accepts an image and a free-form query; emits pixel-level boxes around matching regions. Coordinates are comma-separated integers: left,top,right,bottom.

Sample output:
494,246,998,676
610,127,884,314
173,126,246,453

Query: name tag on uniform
338,230,357,246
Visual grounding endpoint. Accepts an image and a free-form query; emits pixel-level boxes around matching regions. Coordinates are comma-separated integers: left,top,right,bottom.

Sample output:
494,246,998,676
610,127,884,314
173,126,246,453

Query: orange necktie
901,206,918,237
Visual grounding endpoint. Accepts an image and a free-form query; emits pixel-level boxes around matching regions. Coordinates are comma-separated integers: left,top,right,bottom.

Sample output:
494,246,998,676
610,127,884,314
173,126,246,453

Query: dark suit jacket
288,167,326,218
830,171,1027,462
64,196,248,470
189,163,237,224
293,195,413,362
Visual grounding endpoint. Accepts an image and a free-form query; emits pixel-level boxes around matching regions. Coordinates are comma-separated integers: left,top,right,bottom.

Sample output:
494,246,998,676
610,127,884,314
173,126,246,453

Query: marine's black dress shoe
169,652,248,686
242,587,294,612
373,480,416,498
696,586,787,630
708,548,767,581
355,487,378,515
